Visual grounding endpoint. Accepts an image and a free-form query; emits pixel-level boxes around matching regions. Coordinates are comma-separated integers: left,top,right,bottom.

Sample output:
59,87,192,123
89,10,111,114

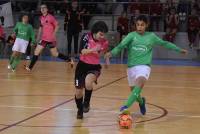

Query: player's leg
50,46,73,67
9,38,20,67
120,77,146,111
10,51,21,71
74,61,85,119
26,40,31,60
26,44,44,71
9,38,28,71
83,73,97,113
8,52,15,68
120,65,151,115
8,51,17,70
50,46,71,62
75,88,84,119
135,77,146,115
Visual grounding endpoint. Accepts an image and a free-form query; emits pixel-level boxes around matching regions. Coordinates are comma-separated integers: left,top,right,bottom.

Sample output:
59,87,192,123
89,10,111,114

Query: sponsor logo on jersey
132,45,148,52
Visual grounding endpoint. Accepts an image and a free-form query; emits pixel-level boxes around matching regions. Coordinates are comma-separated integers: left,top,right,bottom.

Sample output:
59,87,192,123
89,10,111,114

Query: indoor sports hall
0,0,200,134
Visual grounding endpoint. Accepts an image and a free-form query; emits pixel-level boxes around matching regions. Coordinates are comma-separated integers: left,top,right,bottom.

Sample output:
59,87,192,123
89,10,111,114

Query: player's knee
85,74,96,89
85,80,93,89
75,89,83,98
85,77,94,89
51,52,56,57
135,77,146,88
12,52,17,57
51,51,58,57
34,50,40,55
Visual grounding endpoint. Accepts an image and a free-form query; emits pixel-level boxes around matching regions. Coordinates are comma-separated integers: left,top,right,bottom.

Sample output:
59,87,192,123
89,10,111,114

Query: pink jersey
80,33,109,65
40,14,58,42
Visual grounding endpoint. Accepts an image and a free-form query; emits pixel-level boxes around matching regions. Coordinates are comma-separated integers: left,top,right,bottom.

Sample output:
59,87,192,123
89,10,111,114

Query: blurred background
0,0,200,61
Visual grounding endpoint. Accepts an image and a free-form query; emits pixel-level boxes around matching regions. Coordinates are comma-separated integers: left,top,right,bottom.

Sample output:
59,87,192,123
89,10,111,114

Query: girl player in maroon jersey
74,21,109,119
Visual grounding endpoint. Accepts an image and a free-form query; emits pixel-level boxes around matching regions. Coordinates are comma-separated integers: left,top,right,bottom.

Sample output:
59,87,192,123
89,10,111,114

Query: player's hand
180,49,188,55
11,33,16,38
104,56,110,69
104,52,112,59
104,52,112,69
31,42,37,46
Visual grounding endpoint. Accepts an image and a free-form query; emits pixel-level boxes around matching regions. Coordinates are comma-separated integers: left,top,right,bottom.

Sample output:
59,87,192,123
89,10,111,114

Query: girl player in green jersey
8,14,36,72
105,15,188,115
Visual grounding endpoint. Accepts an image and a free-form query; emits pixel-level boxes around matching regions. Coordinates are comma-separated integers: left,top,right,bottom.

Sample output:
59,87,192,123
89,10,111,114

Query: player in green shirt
105,15,187,115
8,14,35,72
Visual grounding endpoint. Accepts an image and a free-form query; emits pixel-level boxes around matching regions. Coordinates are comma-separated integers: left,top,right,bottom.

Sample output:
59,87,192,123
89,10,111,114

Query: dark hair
91,21,108,34
41,4,48,8
19,13,29,21
136,15,148,24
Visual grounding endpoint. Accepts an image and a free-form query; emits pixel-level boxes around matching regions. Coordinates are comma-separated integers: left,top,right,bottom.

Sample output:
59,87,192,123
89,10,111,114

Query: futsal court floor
0,59,199,134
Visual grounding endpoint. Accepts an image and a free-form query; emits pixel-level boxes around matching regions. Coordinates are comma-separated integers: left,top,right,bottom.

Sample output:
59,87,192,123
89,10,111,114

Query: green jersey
111,32,181,67
13,22,36,44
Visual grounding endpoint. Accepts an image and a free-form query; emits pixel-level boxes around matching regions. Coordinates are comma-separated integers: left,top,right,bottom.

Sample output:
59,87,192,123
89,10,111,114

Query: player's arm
100,40,109,55
79,34,92,55
102,41,110,68
152,33,188,54
52,16,59,36
12,22,19,37
54,22,59,35
79,33,104,55
81,46,100,55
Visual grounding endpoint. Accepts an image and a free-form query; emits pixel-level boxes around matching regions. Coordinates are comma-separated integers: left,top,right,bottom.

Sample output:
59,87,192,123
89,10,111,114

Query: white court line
147,112,200,118
104,83,200,90
0,105,200,118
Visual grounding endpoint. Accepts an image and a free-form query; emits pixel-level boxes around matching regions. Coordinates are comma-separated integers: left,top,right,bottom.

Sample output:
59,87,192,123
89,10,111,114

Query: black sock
84,89,93,107
58,53,70,62
75,96,83,111
29,55,38,69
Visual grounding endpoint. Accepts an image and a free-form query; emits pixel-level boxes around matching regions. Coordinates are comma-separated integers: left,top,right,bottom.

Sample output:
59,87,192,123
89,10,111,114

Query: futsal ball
118,113,133,129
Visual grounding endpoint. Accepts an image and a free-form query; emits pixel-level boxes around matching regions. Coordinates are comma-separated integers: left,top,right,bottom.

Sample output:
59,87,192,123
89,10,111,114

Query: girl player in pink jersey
75,21,109,119
26,4,72,71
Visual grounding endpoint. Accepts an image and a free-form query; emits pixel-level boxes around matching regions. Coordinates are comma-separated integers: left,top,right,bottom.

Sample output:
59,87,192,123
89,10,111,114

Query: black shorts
75,60,101,89
38,40,57,48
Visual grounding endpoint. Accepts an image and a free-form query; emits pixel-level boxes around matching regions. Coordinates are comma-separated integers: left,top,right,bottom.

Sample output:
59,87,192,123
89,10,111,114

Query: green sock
137,94,144,105
9,56,15,65
124,86,142,108
11,56,21,69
